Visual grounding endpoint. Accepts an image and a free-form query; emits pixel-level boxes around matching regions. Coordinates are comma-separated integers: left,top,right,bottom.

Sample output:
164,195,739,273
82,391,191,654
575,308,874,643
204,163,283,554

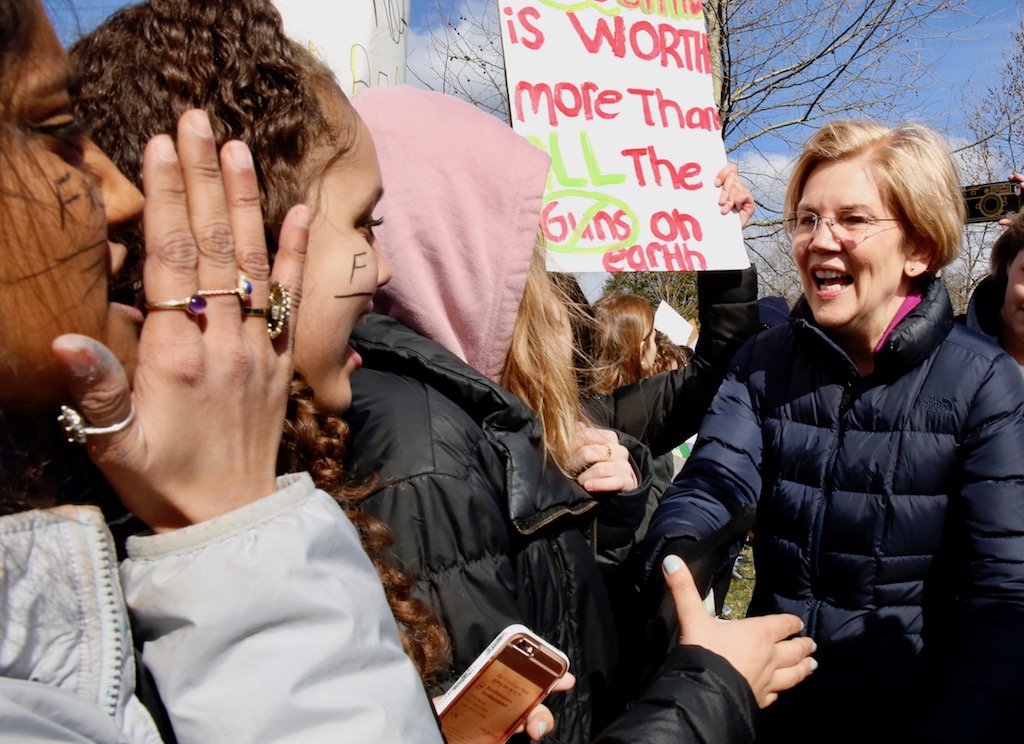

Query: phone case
437,624,570,744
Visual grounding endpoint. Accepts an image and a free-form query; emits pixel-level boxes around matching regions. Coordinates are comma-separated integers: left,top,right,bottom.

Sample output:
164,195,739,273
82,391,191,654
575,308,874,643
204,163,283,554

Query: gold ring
604,444,613,461
198,274,253,303
146,294,207,315
266,282,290,340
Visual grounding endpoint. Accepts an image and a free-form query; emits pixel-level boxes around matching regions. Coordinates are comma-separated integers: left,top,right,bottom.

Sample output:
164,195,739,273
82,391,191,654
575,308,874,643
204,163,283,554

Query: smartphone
436,624,570,744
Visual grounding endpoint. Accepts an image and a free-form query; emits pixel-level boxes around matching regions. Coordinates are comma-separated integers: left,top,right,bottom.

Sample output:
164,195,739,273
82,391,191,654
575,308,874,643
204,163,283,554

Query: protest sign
654,300,695,347
499,0,747,273
274,0,409,95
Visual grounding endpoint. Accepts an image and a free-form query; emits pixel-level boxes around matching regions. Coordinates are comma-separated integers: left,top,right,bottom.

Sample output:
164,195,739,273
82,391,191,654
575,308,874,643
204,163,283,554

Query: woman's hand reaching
663,553,817,708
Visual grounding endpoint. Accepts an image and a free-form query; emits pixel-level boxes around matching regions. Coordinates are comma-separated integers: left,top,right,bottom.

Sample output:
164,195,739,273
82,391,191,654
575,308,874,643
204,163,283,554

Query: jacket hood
964,274,1004,341
351,85,551,383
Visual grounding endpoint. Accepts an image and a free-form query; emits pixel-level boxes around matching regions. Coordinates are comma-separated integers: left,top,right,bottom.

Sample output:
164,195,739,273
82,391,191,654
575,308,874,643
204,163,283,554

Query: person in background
591,292,659,393
0,0,442,741
641,119,1024,743
349,84,815,744
961,209,1024,374
653,331,693,373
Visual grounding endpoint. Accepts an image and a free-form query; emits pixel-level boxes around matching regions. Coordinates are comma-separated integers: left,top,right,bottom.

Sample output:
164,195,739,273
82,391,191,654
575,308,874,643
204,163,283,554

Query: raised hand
715,163,756,227
53,110,309,531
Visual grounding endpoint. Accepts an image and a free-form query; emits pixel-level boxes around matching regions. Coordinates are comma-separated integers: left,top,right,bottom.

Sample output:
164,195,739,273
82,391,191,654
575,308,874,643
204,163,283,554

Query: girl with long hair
0,0,440,741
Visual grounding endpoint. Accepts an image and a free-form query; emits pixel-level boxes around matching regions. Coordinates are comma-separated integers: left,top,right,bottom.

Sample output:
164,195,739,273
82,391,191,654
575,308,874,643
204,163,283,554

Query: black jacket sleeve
585,267,758,458
593,429,655,555
593,645,759,744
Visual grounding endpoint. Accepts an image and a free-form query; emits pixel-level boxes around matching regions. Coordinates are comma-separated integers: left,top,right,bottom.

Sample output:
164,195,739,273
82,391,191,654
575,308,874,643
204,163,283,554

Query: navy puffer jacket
642,277,1024,743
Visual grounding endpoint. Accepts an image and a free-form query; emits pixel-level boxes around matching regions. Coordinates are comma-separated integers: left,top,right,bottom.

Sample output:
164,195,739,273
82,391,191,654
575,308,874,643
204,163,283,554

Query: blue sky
49,0,1019,135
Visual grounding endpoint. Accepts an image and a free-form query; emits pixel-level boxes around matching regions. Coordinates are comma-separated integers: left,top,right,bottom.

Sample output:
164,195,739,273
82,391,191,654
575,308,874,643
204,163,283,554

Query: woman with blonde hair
643,119,1024,742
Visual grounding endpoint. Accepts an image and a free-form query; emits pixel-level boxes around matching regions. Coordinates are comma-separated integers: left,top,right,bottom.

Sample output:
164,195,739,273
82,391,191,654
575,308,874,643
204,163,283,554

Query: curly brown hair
70,0,450,684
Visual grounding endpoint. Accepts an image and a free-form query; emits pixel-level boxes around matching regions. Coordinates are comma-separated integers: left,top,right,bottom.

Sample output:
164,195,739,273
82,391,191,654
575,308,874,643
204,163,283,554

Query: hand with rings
52,109,308,532
570,422,638,493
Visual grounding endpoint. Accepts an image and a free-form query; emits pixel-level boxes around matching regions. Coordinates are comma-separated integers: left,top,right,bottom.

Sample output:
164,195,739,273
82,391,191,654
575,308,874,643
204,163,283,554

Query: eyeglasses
784,210,901,243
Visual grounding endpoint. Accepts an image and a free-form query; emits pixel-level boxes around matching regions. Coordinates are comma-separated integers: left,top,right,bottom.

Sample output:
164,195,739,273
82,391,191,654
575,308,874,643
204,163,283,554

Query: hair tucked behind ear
71,0,450,685
501,235,592,477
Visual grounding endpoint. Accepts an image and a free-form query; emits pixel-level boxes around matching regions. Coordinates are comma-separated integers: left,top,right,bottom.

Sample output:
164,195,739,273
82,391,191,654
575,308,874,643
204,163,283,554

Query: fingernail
62,346,97,381
809,658,819,671
662,554,683,575
294,203,311,229
226,141,254,171
811,641,817,653
153,136,177,163
186,110,214,139
536,721,548,738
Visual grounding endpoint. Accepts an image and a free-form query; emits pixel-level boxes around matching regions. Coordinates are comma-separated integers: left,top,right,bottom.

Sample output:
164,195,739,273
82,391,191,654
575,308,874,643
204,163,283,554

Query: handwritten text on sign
275,0,409,95
500,0,748,272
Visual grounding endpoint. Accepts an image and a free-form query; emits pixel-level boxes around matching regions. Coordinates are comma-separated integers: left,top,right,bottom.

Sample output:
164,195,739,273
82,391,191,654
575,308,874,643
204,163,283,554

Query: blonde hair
784,120,964,271
501,235,591,477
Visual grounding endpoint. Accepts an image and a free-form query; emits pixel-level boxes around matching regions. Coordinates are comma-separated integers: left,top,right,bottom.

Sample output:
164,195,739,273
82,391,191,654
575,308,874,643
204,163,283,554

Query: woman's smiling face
792,156,930,369
0,0,143,407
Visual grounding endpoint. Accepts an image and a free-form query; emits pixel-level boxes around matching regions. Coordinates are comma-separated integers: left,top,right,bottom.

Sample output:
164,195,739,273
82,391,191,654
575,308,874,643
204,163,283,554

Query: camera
962,181,1022,223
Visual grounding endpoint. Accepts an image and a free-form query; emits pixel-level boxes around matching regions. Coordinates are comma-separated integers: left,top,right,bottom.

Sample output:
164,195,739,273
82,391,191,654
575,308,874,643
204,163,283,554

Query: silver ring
58,404,135,445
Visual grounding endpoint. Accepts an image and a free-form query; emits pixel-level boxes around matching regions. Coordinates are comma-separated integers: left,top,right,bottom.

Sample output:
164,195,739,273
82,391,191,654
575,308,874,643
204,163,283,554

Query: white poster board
654,300,695,347
499,0,747,273
274,0,410,95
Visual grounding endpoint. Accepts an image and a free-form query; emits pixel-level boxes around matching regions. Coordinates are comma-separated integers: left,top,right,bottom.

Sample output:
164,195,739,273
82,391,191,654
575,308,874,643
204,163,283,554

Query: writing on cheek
350,251,368,282
54,172,81,230
52,171,101,231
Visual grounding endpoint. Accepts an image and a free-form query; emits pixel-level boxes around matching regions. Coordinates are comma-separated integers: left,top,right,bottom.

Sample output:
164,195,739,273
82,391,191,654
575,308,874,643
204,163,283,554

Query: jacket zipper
808,380,854,638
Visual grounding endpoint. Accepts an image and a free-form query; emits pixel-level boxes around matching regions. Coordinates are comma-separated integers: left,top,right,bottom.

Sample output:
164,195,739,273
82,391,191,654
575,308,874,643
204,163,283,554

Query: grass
721,543,755,619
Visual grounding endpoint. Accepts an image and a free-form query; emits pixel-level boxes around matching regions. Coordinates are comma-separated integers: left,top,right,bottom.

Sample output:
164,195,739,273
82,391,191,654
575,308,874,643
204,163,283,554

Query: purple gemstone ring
197,274,253,303
146,294,208,315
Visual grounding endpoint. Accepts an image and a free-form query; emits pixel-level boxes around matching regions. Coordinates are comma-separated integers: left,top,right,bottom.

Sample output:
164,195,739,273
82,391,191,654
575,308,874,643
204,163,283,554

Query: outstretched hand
53,110,309,532
715,163,755,227
662,554,816,708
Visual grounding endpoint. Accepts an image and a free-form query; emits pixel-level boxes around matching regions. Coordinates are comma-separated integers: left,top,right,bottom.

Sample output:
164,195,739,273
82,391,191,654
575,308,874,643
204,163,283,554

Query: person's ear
903,242,932,278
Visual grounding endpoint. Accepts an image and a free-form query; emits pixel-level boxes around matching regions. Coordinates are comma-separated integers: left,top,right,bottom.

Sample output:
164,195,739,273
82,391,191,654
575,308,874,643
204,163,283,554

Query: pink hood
351,85,551,383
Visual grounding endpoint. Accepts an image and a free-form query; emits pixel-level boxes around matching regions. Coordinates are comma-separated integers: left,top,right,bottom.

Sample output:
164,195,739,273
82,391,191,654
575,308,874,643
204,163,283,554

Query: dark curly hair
70,0,450,684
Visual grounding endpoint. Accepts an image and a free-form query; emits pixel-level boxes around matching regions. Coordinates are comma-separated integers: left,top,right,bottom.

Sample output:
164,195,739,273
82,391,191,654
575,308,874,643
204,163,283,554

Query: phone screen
440,636,562,744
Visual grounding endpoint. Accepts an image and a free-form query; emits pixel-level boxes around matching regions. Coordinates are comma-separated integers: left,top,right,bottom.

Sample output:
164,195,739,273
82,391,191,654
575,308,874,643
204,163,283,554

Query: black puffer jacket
346,315,759,744
643,278,1024,743
586,267,758,460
